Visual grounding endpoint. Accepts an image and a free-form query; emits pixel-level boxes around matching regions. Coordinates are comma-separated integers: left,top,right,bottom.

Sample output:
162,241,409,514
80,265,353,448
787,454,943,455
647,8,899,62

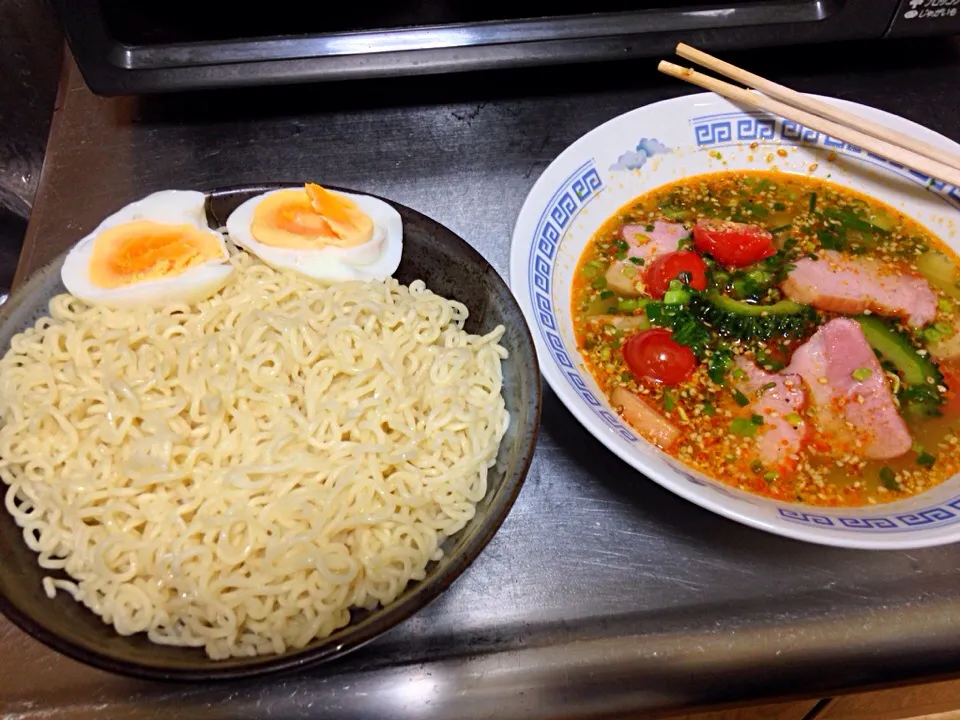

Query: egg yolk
89,220,224,289
250,183,374,250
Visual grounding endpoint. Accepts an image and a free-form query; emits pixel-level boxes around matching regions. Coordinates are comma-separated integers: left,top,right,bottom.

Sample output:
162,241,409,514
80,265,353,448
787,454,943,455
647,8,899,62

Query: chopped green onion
663,390,677,412
923,327,943,344
939,298,954,313
703,401,716,417
770,224,792,233
707,347,733,385
730,417,759,436
629,257,645,266
582,265,598,278
879,466,900,490
750,413,764,426
600,290,614,300
732,368,747,381
599,347,611,361
750,459,764,474
663,289,691,306
784,412,803,427
591,276,607,290
917,451,937,468
757,381,776,397
661,205,689,220
824,208,890,236
762,470,778,482
743,202,770,218
620,372,633,382
645,224,655,232
808,192,817,213
755,349,786,372
852,367,873,382
618,298,639,312
732,389,750,407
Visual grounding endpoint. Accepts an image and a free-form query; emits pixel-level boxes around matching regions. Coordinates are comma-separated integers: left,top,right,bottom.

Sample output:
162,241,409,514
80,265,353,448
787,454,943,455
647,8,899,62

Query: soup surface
572,170,960,507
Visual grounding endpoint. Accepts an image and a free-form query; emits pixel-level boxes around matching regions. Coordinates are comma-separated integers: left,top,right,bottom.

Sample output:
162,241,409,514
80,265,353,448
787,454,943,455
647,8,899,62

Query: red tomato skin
644,251,709,299
692,218,776,268
622,328,697,386
939,365,960,417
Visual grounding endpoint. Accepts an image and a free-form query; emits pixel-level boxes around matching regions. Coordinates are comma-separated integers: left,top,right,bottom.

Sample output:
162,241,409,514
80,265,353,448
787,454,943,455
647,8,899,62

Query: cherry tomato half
644,250,709,299
693,218,776,268
622,328,697,386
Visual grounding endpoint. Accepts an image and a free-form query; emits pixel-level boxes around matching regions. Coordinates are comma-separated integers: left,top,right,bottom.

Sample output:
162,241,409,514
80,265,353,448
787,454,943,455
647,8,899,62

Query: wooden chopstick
675,43,960,173
657,60,960,189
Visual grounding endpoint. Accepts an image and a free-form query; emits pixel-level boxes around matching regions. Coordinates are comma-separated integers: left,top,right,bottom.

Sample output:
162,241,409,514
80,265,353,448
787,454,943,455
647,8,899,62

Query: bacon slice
621,220,690,262
781,250,936,327
732,357,809,472
611,386,679,448
786,318,911,459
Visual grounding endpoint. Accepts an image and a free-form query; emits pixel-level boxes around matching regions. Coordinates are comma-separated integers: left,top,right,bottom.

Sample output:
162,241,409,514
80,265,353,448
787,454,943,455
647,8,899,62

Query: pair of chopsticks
658,44,960,188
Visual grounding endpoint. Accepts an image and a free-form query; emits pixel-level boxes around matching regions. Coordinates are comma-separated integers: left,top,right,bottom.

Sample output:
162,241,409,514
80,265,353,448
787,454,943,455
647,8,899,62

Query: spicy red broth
572,170,960,507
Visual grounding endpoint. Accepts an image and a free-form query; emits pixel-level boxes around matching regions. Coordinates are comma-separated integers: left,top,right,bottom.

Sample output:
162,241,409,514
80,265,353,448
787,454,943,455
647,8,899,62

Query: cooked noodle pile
0,252,509,659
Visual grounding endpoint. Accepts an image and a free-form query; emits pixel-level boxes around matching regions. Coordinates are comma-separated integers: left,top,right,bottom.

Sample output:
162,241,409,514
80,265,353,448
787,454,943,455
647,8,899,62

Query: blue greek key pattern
526,161,638,441
778,496,960,533
689,111,959,209
779,509,837,527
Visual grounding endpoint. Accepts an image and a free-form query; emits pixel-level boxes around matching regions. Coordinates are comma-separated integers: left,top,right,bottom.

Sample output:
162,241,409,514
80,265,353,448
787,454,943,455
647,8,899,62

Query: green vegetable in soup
879,466,900,491
916,251,960,300
854,315,944,417
645,301,713,358
855,316,941,387
868,208,898,232
692,292,817,341
822,208,890,237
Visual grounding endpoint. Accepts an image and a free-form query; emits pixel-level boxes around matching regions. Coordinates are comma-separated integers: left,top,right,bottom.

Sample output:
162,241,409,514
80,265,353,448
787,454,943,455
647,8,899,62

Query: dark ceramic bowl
0,184,541,681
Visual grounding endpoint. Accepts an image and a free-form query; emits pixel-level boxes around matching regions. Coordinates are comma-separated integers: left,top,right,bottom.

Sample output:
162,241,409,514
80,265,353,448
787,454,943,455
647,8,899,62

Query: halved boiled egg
225,183,402,282
61,190,232,308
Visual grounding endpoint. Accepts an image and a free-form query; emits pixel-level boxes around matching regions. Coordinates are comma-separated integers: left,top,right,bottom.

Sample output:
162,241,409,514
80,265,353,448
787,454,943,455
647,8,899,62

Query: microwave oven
51,0,960,96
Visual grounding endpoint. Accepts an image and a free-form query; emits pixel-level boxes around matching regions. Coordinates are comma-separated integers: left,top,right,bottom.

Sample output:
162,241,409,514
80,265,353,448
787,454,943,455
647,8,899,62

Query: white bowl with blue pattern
509,92,960,549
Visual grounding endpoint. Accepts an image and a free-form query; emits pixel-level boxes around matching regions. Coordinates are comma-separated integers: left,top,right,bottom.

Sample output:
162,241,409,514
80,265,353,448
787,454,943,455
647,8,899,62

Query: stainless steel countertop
5,42,960,720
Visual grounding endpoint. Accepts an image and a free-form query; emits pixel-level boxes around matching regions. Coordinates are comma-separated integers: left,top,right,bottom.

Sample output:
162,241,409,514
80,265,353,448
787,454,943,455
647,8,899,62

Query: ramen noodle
0,251,509,659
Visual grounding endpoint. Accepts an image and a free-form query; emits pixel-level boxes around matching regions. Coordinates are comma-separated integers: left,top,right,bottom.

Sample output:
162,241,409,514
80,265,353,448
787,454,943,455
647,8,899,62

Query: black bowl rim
0,182,542,681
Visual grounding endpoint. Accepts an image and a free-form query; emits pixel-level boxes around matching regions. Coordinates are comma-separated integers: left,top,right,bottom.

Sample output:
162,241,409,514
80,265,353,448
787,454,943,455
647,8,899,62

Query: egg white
225,188,403,282
61,190,233,309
